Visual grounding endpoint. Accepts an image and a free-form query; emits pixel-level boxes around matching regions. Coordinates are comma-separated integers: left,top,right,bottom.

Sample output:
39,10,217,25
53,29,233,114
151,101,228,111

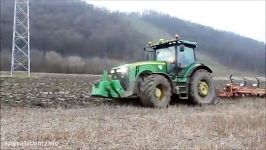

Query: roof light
175,34,180,40
159,39,164,44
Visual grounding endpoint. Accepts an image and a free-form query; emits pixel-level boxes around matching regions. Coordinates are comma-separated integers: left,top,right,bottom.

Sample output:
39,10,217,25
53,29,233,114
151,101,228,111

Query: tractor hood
110,61,168,77
112,61,167,70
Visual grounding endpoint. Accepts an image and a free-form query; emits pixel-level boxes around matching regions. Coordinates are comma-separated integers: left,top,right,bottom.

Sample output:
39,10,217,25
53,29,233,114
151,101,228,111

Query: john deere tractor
91,35,216,107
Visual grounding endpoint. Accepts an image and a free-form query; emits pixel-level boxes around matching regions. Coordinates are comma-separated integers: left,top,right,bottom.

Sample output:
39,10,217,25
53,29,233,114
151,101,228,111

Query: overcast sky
86,0,265,42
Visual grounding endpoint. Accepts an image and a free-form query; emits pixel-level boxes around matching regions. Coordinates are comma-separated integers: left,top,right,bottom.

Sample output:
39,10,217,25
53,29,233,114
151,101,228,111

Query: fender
153,72,174,91
182,63,212,77
177,63,212,83
135,71,174,93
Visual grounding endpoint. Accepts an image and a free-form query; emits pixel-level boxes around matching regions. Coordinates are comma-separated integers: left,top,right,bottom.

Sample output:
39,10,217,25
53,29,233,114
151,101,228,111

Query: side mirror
180,45,185,52
144,47,146,51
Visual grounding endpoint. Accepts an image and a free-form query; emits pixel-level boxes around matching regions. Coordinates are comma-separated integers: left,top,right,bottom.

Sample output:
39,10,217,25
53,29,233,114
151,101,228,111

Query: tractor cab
144,35,197,73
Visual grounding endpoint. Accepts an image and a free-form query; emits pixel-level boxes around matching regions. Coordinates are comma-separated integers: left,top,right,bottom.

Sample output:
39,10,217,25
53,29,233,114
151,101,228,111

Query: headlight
110,70,115,74
116,67,128,73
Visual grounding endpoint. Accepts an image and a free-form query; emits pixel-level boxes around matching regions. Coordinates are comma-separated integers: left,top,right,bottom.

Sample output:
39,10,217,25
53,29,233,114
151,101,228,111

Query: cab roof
150,39,197,50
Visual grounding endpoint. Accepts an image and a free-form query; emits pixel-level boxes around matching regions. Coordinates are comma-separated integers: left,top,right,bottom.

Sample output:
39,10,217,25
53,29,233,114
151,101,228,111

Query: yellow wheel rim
198,81,209,97
155,85,166,101
155,88,162,98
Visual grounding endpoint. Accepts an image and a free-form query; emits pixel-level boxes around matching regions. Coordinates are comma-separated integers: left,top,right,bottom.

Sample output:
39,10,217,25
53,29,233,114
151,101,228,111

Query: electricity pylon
11,0,30,76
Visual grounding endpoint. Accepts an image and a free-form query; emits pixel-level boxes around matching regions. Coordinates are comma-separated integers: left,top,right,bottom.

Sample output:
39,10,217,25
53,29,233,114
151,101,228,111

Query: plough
217,75,266,98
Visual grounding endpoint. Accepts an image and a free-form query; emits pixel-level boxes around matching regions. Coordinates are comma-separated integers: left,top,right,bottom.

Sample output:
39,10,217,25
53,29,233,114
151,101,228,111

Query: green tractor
91,35,216,107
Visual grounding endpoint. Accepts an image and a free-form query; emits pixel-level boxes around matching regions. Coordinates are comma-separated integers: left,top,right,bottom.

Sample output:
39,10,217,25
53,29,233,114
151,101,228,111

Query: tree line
1,0,265,75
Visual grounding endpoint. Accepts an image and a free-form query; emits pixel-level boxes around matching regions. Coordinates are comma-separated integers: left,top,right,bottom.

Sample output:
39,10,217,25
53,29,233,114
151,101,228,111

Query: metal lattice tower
11,0,30,76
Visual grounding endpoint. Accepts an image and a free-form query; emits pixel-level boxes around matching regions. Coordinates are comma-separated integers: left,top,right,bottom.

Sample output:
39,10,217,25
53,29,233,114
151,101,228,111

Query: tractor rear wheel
139,74,171,108
189,69,216,105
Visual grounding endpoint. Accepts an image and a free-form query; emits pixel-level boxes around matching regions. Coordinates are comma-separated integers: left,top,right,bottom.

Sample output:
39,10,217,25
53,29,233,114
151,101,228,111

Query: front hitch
91,71,125,98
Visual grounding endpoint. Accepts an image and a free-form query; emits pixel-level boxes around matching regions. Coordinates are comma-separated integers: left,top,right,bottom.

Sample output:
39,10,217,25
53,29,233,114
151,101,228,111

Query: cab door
178,46,196,68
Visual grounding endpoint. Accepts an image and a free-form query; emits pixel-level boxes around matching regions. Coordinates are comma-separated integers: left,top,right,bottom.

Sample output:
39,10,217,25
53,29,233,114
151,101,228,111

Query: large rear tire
189,69,216,105
139,74,172,108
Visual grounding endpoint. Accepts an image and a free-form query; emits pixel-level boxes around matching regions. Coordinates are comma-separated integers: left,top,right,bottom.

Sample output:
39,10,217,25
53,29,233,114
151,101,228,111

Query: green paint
91,71,125,98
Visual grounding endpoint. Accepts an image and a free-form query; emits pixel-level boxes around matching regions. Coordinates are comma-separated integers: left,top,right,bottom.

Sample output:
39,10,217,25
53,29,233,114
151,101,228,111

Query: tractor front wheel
189,69,216,105
139,74,171,108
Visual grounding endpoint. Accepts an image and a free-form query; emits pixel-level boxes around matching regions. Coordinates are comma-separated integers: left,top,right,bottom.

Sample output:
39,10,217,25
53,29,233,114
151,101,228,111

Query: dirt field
1,73,265,149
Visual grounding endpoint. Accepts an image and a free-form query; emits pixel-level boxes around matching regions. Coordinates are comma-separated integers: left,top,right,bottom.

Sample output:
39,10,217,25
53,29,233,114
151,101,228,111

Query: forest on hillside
1,0,265,74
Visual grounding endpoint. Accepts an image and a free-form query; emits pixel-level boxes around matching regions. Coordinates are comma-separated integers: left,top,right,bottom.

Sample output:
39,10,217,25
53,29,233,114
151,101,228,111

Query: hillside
0,0,265,75
126,15,259,76
138,11,265,75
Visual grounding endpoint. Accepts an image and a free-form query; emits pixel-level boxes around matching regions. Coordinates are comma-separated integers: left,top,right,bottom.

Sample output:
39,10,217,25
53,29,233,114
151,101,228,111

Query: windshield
156,46,175,63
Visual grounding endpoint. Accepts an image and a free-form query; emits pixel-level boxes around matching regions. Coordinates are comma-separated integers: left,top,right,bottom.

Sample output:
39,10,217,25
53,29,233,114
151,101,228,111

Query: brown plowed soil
1,73,265,149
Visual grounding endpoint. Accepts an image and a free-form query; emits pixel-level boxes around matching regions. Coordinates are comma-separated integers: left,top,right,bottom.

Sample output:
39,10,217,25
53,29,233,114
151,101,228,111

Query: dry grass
1,99,265,149
0,73,265,149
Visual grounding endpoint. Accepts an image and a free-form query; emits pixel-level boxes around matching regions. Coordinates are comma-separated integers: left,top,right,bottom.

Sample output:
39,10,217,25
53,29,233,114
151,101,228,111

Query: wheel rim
155,84,166,101
198,81,209,97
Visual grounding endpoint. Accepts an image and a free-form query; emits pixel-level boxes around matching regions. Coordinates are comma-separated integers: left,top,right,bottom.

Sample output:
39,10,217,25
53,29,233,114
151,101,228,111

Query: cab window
178,47,195,68
156,46,175,63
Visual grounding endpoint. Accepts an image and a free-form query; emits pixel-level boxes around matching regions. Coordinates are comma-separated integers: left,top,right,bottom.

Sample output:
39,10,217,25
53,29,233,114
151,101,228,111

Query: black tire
139,74,172,108
189,69,216,105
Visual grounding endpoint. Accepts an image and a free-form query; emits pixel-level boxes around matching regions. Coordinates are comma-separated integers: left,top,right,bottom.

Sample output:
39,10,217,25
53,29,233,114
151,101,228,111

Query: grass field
1,72,265,149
